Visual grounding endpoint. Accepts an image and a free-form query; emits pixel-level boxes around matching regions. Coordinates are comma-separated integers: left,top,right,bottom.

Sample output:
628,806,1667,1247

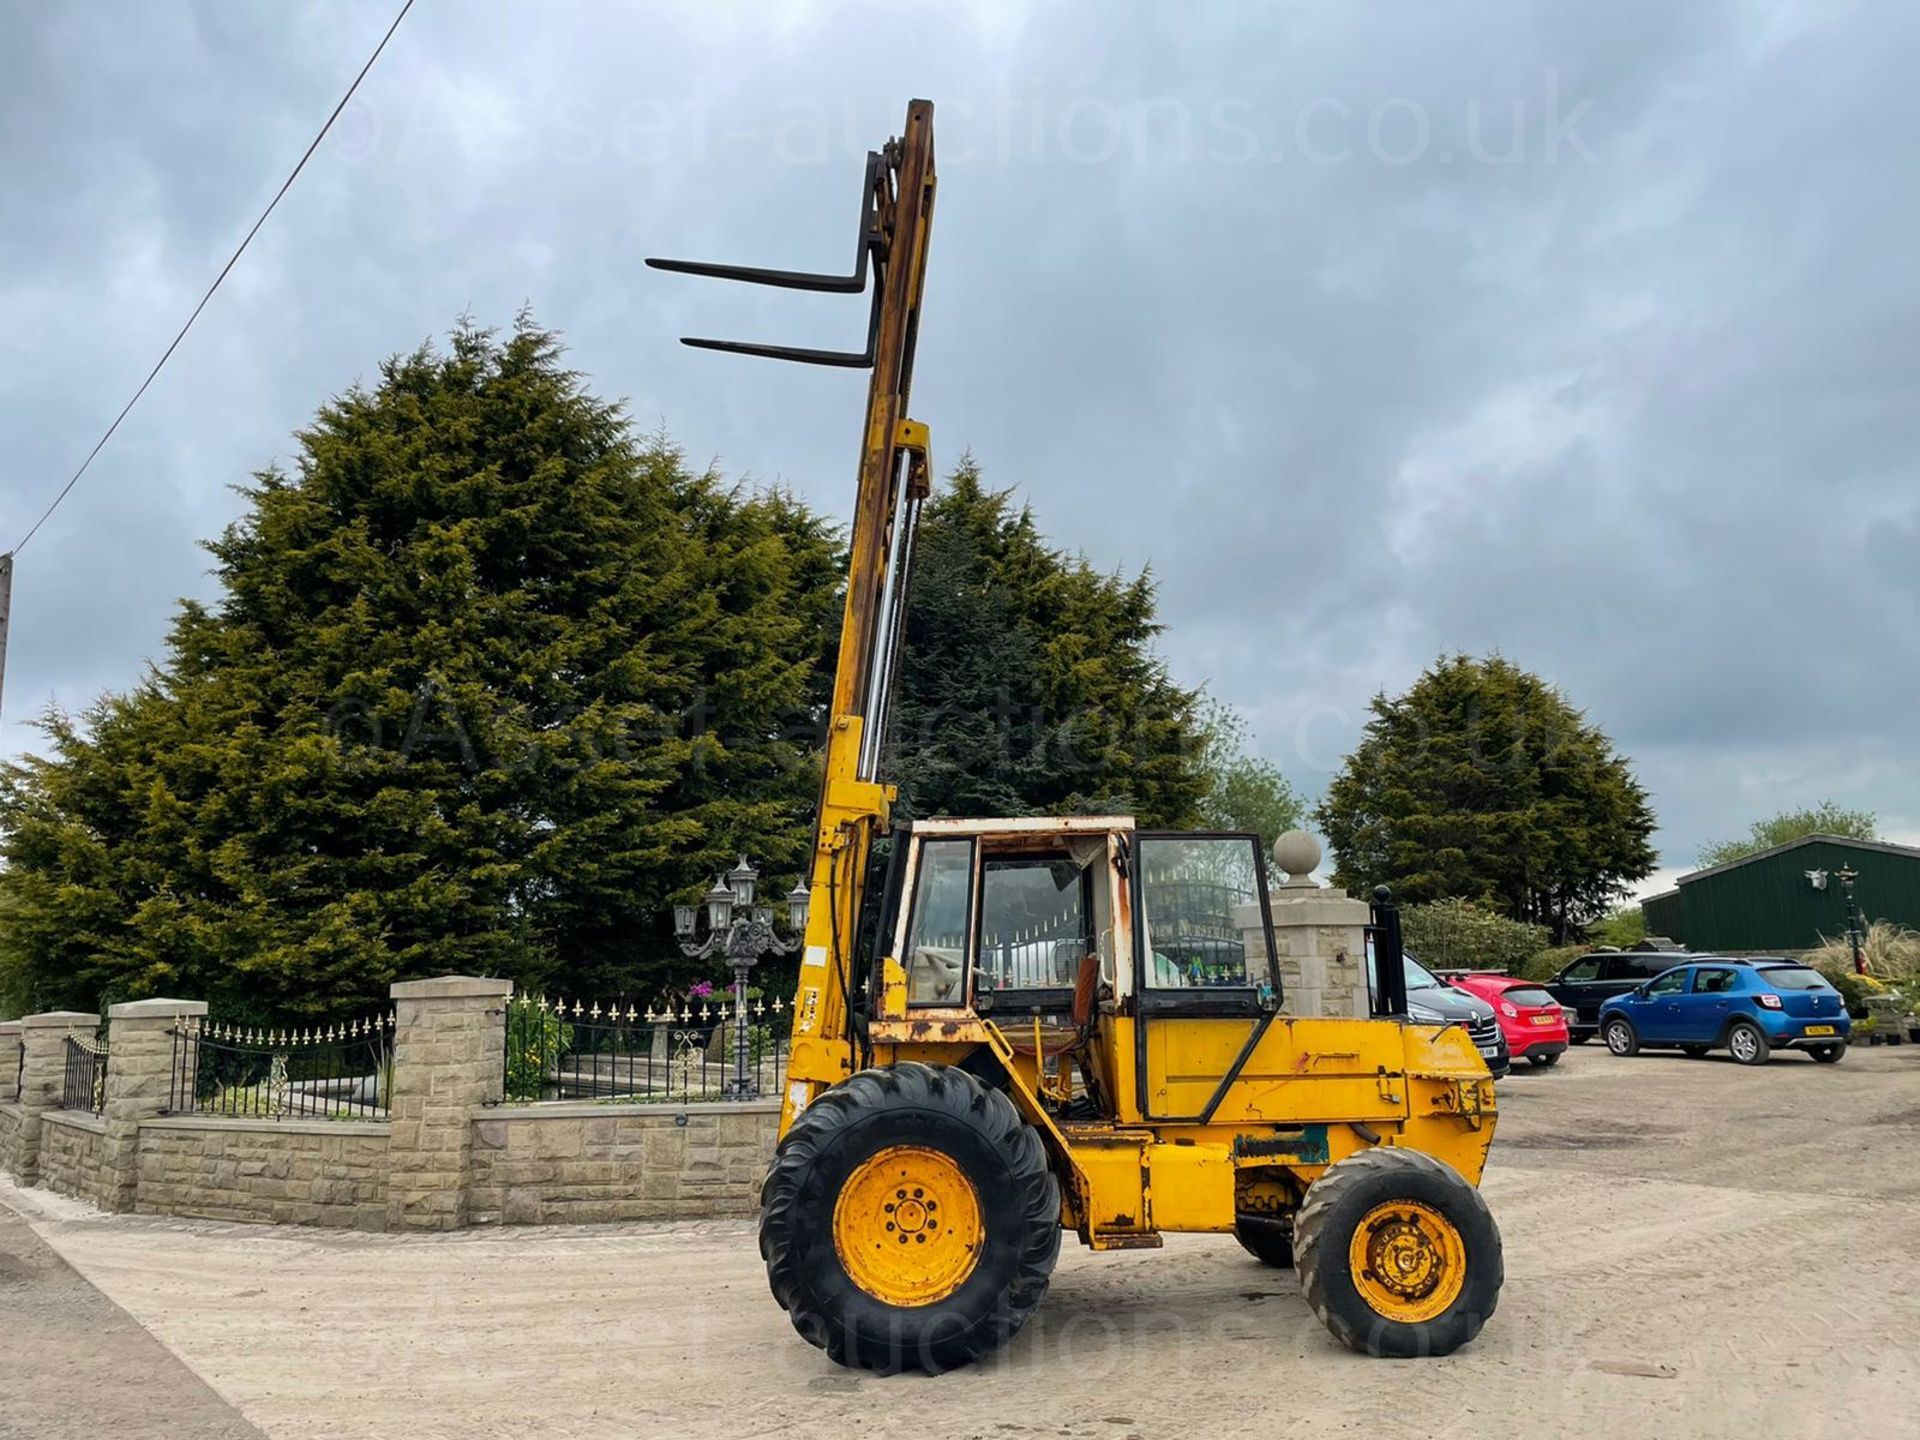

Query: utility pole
0,551,12,721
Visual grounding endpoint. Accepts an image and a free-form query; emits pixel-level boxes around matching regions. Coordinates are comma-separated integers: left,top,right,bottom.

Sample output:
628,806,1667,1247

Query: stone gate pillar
385,976,511,1231
99,998,206,1212
7,1011,99,1185
1234,831,1371,1019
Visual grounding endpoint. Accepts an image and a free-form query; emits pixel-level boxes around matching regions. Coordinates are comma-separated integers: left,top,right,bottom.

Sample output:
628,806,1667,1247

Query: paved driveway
5,1044,1918,1440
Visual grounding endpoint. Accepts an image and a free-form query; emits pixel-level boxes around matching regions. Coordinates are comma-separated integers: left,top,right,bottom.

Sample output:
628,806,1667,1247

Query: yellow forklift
649,100,1502,1373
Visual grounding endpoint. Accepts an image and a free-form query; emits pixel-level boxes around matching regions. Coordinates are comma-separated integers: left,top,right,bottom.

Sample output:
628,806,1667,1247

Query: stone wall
39,1111,109,1208
0,976,781,1233
136,1118,390,1229
0,1103,23,1178
469,1101,781,1225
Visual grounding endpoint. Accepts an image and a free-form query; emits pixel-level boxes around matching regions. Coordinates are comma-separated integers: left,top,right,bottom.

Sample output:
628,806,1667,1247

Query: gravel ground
5,1042,1918,1440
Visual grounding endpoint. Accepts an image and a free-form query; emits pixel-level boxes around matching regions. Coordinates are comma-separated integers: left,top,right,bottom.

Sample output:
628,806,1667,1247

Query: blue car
1599,958,1851,1066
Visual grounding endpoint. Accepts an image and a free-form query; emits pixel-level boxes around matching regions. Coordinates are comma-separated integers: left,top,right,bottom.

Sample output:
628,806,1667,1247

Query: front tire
1294,1148,1502,1358
1727,1022,1771,1066
760,1063,1061,1374
1234,1213,1295,1268
1810,1041,1847,1064
1604,1017,1640,1056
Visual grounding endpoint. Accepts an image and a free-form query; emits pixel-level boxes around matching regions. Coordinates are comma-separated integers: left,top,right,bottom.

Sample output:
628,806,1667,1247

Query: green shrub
1523,944,1591,982
504,996,574,1102
1804,922,1920,987
1399,898,1549,974
1585,905,1647,950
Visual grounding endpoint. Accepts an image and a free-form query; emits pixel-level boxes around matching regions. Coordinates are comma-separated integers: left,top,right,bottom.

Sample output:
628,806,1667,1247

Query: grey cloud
2,0,1914,877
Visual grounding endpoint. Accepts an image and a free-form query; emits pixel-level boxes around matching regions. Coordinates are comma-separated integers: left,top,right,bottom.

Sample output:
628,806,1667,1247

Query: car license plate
1530,1014,1556,1024
1805,1024,1836,1036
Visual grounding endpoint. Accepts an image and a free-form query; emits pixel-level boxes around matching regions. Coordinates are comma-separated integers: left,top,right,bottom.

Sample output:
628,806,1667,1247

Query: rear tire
760,1063,1060,1374
1604,1017,1639,1056
1234,1213,1295,1268
1569,1031,1591,1045
1810,1042,1847,1064
1294,1148,1502,1358
1727,1022,1771,1066
1525,1051,1561,1069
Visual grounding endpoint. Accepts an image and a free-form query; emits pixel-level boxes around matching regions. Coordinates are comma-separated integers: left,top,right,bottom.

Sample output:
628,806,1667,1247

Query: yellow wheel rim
1347,1199,1467,1323
832,1144,984,1307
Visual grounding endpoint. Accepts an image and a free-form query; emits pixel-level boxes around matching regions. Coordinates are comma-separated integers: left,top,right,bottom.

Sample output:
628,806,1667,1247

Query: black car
1548,950,1698,1042
1367,942,1511,1077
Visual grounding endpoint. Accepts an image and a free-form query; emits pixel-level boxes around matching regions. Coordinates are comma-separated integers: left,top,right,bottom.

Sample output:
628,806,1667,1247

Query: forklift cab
871,817,1280,1126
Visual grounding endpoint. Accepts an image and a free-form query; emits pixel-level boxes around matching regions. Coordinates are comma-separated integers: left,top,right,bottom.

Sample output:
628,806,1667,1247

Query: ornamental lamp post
1836,866,1865,976
676,856,804,1098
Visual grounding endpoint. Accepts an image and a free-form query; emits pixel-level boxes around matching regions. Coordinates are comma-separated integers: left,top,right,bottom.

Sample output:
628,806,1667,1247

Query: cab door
1131,833,1277,1121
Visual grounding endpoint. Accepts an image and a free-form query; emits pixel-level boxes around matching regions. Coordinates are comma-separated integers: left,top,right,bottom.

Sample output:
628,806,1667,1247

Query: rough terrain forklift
648,100,1503,1372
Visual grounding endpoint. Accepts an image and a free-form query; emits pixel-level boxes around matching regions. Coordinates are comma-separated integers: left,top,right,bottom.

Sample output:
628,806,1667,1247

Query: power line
8,0,418,556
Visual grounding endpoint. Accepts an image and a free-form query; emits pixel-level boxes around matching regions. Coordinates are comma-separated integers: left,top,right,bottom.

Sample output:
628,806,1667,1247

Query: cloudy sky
3,0,1915,892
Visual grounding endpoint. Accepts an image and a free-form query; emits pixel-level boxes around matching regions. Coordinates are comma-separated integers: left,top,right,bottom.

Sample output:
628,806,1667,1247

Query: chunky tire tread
1294,1147,1502,1359
759,1062,1060,1374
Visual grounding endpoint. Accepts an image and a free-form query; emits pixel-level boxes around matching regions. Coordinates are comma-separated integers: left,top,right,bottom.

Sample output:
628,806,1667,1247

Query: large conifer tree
889,460,1207,827
0,319,836,1015
1314,654,1656,941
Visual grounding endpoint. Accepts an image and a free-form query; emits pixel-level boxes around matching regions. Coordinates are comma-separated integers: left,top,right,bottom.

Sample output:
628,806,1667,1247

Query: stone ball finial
1272,829,1321,886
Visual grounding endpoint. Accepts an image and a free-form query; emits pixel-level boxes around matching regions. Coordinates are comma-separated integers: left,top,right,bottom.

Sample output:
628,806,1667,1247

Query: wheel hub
833,1144,984,1307
1348,1200,1467,1323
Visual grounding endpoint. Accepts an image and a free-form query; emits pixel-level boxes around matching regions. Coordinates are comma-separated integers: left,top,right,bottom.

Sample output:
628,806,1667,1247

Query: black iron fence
62,1030,108,1114
167,1014,394,1120
503,994,789,1104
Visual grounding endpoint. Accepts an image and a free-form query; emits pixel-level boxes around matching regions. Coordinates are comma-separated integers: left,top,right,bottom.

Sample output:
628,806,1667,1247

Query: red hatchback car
1445,973,1571,1068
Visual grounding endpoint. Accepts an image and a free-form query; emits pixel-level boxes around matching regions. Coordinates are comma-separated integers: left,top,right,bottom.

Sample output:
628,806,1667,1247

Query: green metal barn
1641,834,1920,954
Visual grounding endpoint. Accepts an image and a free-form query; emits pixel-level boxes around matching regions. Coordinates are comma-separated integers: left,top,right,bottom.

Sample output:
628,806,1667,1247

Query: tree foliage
888,459,1207,827
1315,654,1656,942
1399,898,1549,974
1191,697,1303,850
0,318,838,1016
1585,903,1649,949
1699,800,1878,868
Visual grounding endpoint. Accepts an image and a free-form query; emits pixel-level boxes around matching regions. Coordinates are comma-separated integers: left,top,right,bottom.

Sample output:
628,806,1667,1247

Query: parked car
1445,973,1571,1068
1368,944,1510,1077
1598,958,1851,1065
1547,949,1698,1043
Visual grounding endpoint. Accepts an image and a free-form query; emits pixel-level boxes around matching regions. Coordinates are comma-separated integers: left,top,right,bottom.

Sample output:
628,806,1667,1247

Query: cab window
1561,957,1603,984
1646,969,1688,997
1693,967,1737,994
1137,835,1262,987
902,838,973,1004
977,855,1092,992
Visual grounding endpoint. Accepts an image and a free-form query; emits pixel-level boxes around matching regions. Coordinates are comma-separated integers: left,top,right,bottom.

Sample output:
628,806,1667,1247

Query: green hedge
1399,898,1549,974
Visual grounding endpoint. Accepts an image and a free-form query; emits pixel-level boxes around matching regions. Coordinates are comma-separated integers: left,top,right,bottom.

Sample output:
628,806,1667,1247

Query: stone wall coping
108,997,210,1020
143,1115,392,1139
474,1099,783,1122
19,1011,101,1030
43,1109,108,1135
390,976,513,1000
0,1020,21,1034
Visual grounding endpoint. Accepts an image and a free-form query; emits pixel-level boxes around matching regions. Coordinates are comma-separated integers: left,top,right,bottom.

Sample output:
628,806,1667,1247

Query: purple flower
688,980,716,999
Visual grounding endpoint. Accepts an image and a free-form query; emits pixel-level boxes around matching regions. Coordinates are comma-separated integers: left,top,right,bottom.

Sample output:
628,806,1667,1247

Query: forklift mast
646,100,938,1129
